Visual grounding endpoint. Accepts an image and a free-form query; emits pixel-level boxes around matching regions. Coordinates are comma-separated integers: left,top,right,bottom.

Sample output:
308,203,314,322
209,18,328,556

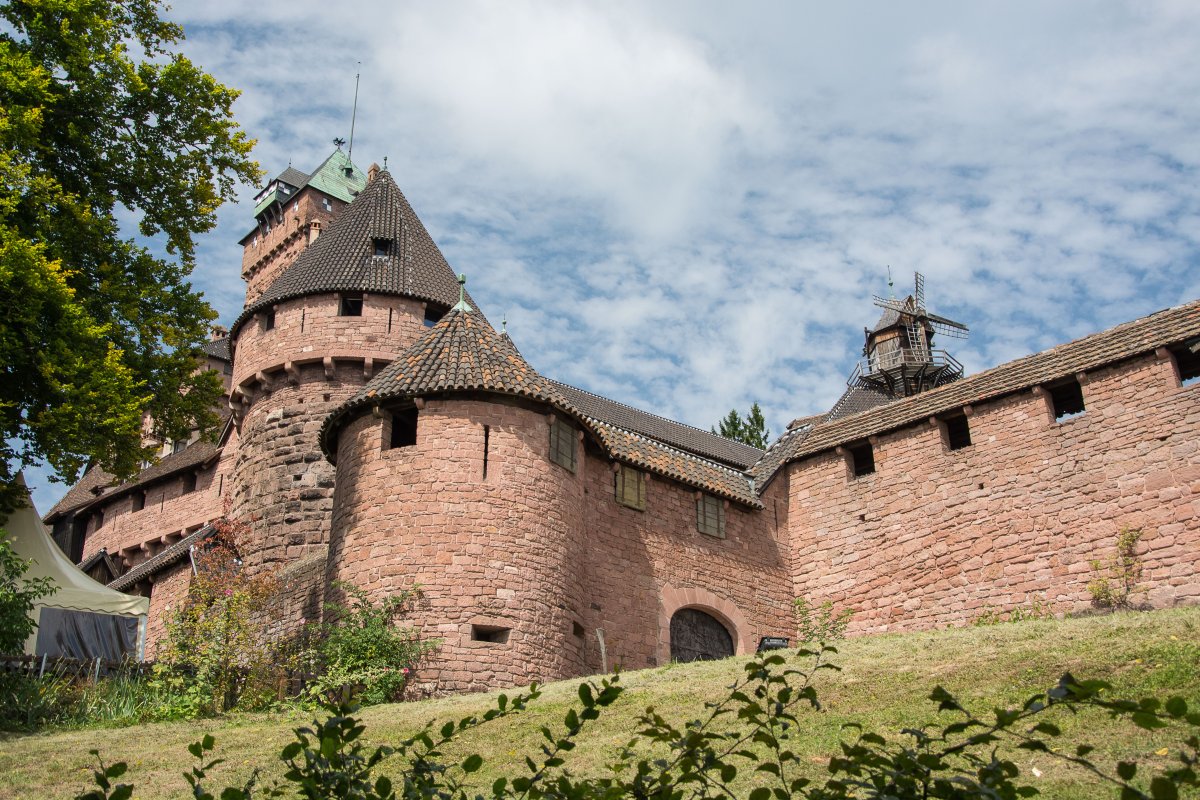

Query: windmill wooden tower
848,272,969,397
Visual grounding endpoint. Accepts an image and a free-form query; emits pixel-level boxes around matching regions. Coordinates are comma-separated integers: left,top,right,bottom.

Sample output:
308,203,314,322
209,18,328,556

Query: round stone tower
320,307,593,692
226,165,465,568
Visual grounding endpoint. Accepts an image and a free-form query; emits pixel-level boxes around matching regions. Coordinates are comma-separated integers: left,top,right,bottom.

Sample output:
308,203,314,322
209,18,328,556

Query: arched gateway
669,607,735,662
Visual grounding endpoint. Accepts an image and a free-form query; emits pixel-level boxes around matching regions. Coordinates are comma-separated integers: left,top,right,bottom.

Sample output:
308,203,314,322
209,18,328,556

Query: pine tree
712,403,770,448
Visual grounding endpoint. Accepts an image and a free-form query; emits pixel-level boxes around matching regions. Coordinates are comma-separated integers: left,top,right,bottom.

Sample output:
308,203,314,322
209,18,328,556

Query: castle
43,149,1200,693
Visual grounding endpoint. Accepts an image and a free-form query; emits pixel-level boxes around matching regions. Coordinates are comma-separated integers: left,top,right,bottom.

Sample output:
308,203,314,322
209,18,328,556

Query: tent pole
136,616,148,662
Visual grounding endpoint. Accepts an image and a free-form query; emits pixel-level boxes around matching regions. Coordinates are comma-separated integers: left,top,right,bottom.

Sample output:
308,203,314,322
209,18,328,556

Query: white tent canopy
3,474,149,659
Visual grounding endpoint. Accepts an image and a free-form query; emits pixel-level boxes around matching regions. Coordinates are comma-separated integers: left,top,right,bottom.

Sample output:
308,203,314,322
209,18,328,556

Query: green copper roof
306,149,368,204
250,150,367,218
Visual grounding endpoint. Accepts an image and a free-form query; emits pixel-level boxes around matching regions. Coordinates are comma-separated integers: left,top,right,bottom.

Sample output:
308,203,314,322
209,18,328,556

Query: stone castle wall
229,293,430,568
241,190,349,304
788,351,1200,633
327,398,589,693
327,394,796,692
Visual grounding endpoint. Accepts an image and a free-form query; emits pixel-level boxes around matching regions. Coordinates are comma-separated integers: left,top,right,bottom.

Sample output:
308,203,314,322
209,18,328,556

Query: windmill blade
871,296,910,314
925,311,969,332
914,272,925,311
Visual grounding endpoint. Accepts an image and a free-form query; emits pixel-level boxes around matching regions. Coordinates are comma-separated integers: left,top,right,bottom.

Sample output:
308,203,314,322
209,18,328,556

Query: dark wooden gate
669,608,734,663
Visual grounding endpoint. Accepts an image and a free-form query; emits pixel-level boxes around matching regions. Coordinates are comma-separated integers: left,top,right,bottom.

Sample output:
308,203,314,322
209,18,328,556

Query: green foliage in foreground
75,645,1200,800
0,528,55,654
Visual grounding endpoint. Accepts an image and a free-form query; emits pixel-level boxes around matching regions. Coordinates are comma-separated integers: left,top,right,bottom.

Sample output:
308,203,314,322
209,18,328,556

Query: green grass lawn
1,606,1197,799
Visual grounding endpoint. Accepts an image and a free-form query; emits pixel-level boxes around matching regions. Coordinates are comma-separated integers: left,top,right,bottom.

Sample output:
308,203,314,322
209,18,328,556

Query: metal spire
501,313,507,334
452,274,473,313
348,64,361,163
887,266,894,299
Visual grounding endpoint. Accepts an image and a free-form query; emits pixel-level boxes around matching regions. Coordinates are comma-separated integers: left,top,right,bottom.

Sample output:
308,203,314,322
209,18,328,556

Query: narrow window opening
132,490,145,513
387,308,393,333
945,414,972,450
372,238,390,257
848,442,875,477
471,625,510,644
482,424,490,479
301,308,306,332
1170,341,1200,387
340,293,364,317
1049,379,1086,421
262,308,275,331
389,409,418,449
181,472,197,494
572,621,585,638
614,465,646,511
549,417,577,472
696,494,726,538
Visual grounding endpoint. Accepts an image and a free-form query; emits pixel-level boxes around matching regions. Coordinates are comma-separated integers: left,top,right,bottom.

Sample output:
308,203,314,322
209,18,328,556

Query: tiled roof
202,337,231,361
332,308,571,421
43,466,116,522
323,310,763,506
275,165,310,188
753,298,1200,484
108,525,215,592
590,422,761,507
233,170,466,337
550,381,762,469
823,384,896,422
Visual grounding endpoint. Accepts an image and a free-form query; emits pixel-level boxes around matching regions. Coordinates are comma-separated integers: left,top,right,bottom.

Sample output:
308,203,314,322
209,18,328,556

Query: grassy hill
1,606,1198,799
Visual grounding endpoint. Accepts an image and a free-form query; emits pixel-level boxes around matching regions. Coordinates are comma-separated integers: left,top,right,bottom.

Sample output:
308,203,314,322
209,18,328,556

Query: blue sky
27,0,1200,512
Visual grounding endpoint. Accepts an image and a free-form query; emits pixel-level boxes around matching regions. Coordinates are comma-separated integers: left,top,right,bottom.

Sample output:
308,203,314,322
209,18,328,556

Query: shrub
1089,526,1146,609
795,596,854,643
300,581,435,706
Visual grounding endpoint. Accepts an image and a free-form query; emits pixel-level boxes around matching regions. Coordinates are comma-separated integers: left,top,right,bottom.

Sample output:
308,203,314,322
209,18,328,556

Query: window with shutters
696,493,725,538
614,465,646,511
548,416,577,472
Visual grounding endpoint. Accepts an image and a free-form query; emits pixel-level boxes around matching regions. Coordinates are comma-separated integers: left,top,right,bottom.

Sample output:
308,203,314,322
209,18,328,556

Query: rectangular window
172,439,187,454
1049,379,1085,421
262,308,275,331
372,238,390,257
549,417,577,472
322,197,332,212
848,441,875,477
614,465,646,510
696,494,726,538
131,490,145,513
471,625,510,644
424,306,444,328
340,293,364,317
389,408,418,449
1170,341,1200,387
181,472,197,494
944,414,972,451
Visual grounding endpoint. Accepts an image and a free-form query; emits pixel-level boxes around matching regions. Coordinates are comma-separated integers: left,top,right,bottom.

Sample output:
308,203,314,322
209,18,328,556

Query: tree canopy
712,403,771,449
0,0,261,510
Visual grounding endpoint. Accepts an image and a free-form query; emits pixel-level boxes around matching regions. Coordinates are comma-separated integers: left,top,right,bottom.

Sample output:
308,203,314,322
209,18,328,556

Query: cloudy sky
28,0,1200,510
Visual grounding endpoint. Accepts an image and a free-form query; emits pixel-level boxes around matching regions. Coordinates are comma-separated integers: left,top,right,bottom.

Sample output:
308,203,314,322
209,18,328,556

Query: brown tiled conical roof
232,170,466,336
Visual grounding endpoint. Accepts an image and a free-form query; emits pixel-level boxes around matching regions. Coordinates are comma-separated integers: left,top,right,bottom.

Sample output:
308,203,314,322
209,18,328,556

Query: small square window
549,417,577,472
1049,379,1085,421
696,494,725,537
1170,341,1200,387
131,491,145,512
340,293,364,317
944,414,972,451
471,625,510,644
389,409,418,449
372,238,390,257
322,197,333,212
615,465,646,510
848,442,875,477
181,472,197,494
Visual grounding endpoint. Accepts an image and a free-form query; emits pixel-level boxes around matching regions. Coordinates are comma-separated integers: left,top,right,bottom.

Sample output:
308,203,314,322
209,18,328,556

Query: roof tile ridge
549,379,764,455
591,418,750,479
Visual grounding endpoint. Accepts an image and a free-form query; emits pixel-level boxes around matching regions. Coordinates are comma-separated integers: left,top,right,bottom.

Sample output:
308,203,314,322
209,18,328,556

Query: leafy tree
0,0,261,510
713,402,771,448
0,529,55,654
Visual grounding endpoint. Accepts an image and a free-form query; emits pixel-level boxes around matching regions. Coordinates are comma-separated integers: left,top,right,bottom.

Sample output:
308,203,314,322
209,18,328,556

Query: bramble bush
76,643,1200,798
1090,527,1147,610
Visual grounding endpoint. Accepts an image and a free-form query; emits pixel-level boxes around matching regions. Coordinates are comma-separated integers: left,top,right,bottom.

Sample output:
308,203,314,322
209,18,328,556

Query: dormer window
372,238,390,257
340,293,364,317
424,306,444,328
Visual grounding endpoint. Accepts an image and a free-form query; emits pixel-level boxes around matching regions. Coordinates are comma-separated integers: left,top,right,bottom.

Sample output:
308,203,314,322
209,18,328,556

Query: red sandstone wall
228,293,429,568
787,352,1200,633
580,461,792,672
241,190,348,304
144,562,192,658
327,398,589,693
